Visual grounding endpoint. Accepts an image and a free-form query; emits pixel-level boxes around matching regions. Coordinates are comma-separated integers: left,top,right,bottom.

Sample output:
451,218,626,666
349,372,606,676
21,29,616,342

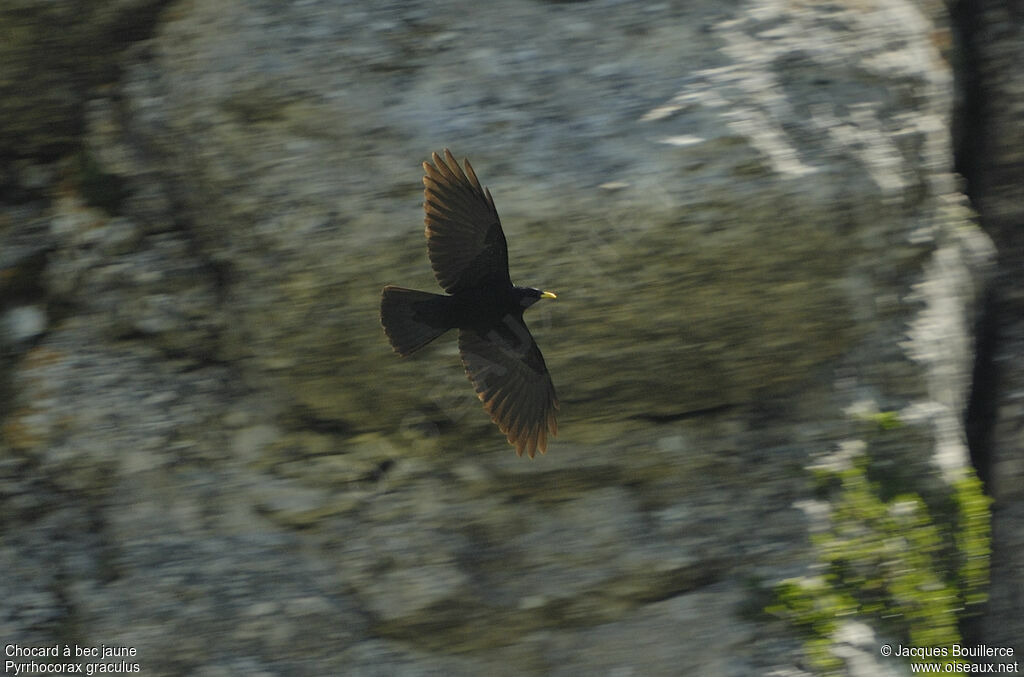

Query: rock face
0,0,1007,675
958,0,1024,662
0,0,168,162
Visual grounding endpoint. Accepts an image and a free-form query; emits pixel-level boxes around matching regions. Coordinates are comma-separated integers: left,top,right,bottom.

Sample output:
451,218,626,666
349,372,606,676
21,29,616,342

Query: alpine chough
380,149,558,457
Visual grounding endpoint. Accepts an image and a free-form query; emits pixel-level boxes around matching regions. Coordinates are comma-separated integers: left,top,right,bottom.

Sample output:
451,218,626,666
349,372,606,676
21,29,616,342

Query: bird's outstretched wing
458,317,558,458
423,149,511,294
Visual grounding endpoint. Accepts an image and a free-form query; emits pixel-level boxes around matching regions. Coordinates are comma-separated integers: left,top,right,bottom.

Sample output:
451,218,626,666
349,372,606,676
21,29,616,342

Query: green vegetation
768,455,991,674
868,410,902,431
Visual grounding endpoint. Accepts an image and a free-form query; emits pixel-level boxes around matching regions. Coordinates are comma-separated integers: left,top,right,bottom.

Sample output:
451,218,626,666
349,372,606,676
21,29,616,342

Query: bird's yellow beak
541,291,557,299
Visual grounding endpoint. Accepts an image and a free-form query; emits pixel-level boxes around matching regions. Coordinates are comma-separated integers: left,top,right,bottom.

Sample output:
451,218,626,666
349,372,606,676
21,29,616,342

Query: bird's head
518,287,557,310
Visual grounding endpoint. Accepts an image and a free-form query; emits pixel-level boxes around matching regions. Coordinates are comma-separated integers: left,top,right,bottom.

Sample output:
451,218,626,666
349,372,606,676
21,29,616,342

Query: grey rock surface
0,0,1010,675
0,0,168,160
963,0,1024,662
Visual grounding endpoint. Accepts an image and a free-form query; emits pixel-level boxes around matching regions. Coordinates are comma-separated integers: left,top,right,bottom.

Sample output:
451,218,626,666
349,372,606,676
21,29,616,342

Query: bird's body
450,285,542,327
380,150,558,457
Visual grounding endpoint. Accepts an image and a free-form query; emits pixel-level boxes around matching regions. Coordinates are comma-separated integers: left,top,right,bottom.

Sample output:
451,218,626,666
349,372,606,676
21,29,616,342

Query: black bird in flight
380,150,558,457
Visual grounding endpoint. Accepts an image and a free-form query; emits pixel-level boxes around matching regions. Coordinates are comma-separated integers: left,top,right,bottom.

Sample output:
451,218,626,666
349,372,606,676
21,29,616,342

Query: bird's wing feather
458,319,558,458
423,149,511,294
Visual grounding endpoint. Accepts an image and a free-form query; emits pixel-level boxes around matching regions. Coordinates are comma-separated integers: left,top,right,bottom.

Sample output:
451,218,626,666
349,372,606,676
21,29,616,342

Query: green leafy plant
768,455,991,674
869,410,902,431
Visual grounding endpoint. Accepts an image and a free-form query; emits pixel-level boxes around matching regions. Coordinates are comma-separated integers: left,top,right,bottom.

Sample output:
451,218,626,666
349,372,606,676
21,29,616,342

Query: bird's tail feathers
380,286,452,356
